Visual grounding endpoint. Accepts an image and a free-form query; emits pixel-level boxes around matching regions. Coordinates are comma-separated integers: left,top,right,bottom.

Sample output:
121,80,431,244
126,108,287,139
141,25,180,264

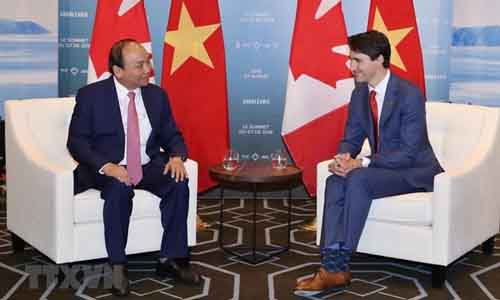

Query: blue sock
321,242,351,272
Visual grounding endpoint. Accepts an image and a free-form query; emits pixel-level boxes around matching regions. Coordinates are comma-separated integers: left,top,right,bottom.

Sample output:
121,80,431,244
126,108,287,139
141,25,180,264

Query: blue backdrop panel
58,0,452,157
0,0,58,118
450,0,500,106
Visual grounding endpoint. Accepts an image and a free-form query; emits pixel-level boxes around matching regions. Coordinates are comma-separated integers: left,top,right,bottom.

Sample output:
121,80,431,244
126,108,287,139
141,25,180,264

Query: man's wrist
169,154,186,161
99,162,113,174
169,156,183,162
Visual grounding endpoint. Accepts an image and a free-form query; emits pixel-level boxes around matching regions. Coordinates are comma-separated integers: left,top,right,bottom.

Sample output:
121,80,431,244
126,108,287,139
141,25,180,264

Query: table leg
218,187,225,249
252,183,257,261
218,185,294,264
287,188,292,247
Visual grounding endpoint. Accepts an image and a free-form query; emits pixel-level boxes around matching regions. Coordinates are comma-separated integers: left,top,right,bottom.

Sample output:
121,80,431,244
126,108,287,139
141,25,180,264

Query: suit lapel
358,85,376,148
141,86,155,126
379,74,398,128
107,78,125,147
140,85,156,148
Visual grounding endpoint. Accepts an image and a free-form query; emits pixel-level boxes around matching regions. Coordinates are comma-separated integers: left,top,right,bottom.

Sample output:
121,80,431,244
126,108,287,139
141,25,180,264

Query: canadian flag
87,0,154,83
282,0,354,196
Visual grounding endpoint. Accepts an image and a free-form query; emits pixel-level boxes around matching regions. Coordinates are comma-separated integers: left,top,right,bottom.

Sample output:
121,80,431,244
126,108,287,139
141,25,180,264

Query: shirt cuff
98,162,111,174
361,157,371,168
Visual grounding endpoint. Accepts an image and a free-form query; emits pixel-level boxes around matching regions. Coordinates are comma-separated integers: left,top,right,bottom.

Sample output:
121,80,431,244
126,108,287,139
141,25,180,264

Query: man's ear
376,54,384,65
112,65,122,78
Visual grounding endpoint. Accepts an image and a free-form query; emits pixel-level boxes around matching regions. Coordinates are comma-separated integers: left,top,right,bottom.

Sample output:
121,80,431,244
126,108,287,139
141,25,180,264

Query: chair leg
482,236,495,255
432,265,446,288
10,231,26,253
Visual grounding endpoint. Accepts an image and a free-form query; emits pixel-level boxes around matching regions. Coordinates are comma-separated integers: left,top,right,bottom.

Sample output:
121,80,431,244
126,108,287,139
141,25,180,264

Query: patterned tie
369,90,379,153
127,91,143,185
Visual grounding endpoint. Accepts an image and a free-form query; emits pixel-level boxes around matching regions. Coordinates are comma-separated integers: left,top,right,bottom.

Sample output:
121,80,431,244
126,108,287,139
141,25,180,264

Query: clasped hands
328,153,362,177
102,156,187,185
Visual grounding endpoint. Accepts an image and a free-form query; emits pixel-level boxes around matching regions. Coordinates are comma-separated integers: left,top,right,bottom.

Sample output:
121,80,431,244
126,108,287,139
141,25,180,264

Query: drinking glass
271,149,288,169
223,149,240,171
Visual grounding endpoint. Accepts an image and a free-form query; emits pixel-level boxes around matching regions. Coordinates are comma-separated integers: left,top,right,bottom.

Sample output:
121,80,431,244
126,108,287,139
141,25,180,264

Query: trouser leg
96,177,134,265
321,168,421,271
138,162,190,259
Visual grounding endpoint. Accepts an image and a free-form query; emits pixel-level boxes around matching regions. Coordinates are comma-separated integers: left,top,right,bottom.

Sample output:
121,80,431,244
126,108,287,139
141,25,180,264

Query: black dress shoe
110,264,130,297
156,258,202,286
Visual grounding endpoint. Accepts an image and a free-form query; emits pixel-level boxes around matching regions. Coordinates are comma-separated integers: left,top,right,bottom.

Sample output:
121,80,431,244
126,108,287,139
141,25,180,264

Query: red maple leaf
289,0,352,88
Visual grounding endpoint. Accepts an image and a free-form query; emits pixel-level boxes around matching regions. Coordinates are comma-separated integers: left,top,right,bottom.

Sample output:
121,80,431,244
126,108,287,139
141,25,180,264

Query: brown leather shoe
294,267,351,296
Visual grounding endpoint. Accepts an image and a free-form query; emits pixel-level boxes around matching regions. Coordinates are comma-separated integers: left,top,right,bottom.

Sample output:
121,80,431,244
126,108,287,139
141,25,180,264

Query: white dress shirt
114,77,152,166
361,70,390,167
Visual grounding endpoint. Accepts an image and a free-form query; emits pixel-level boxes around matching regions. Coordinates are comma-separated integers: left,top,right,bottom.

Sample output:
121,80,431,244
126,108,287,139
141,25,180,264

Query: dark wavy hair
348,30,391,68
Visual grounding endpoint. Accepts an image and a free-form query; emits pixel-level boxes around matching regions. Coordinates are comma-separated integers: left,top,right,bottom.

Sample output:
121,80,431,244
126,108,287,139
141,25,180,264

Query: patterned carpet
1,197,500,300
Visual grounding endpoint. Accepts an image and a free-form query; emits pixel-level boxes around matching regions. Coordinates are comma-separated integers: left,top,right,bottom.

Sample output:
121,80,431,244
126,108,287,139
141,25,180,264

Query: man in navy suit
295,31,443,295
67,39,200,296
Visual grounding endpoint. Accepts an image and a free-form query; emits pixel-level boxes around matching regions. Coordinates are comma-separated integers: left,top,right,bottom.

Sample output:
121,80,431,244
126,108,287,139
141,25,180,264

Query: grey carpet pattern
1,197,500,299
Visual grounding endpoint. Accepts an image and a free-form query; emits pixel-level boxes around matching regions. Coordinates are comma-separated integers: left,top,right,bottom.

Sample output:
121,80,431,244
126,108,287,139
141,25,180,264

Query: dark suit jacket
338,74,443,191
67,77,187,192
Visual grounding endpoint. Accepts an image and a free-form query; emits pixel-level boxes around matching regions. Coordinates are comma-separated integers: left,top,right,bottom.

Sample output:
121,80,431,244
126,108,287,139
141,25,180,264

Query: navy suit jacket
338,74,443,191
67,77,187,192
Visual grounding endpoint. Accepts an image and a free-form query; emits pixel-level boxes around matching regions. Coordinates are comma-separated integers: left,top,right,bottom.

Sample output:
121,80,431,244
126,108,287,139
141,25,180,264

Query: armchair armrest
184,159,198,246
6,113,75,262
431,113,500,264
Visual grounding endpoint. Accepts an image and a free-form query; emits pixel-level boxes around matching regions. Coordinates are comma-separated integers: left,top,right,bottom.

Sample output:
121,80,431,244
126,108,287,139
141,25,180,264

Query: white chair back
6,98,76,170
426,102,495,171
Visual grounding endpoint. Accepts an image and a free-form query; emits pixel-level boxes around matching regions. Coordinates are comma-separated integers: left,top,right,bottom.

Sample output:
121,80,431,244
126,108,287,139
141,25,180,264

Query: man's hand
163,156,188,182
328,153,362,177
102,163,131,185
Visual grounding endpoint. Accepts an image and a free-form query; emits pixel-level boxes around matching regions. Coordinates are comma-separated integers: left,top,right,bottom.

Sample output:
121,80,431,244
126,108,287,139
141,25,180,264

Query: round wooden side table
209,160,302,264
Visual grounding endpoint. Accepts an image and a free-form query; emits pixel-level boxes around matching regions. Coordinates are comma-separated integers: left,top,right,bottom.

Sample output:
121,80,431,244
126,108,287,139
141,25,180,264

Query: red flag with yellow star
367,0,426,95
161,0,229,191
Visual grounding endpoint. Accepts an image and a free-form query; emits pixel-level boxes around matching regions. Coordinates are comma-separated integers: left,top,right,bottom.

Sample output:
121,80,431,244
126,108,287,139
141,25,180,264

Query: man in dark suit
295,31,443,295
67,39,200,296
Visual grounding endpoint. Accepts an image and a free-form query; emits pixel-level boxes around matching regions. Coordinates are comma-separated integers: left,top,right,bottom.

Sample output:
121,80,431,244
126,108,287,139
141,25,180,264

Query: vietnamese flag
367,0,426,95
161,0,229,192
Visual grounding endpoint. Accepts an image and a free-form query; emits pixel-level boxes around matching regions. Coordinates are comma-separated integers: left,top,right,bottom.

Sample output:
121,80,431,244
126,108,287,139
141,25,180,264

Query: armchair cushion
367,192,432,226
74,189,162,224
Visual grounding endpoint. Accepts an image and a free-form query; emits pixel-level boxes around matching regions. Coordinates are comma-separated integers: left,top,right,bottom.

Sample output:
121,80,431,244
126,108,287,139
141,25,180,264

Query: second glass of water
223,149,240,171
271,149,288,169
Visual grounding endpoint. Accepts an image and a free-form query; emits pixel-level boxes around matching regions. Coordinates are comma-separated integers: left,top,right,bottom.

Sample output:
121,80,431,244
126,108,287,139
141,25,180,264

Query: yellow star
371,7,413,72
164,3,220,75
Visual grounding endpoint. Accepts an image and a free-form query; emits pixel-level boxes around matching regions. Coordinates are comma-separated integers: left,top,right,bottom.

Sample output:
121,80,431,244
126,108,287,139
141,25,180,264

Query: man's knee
173,179,189,198
158,177,189,200
325,174,346,206
326,174,343,188
345,168,370,189
101,179,134,202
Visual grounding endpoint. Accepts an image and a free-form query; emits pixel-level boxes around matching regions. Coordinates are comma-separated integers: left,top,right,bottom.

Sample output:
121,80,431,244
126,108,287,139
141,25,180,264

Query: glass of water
223,149,240,171
271,149,288,170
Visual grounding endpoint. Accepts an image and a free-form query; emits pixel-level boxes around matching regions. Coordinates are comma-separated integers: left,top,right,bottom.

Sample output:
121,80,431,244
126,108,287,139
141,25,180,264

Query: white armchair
5,98,197,264
316,101,500,287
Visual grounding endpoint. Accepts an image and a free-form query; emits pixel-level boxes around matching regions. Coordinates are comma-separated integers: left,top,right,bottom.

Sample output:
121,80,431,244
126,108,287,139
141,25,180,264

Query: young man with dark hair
295,30,443,296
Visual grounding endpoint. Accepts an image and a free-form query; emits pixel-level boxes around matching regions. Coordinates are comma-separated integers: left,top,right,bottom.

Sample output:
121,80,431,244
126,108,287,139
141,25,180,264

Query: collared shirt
114,77,152,166
368,70,390,125
362,70,390,167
